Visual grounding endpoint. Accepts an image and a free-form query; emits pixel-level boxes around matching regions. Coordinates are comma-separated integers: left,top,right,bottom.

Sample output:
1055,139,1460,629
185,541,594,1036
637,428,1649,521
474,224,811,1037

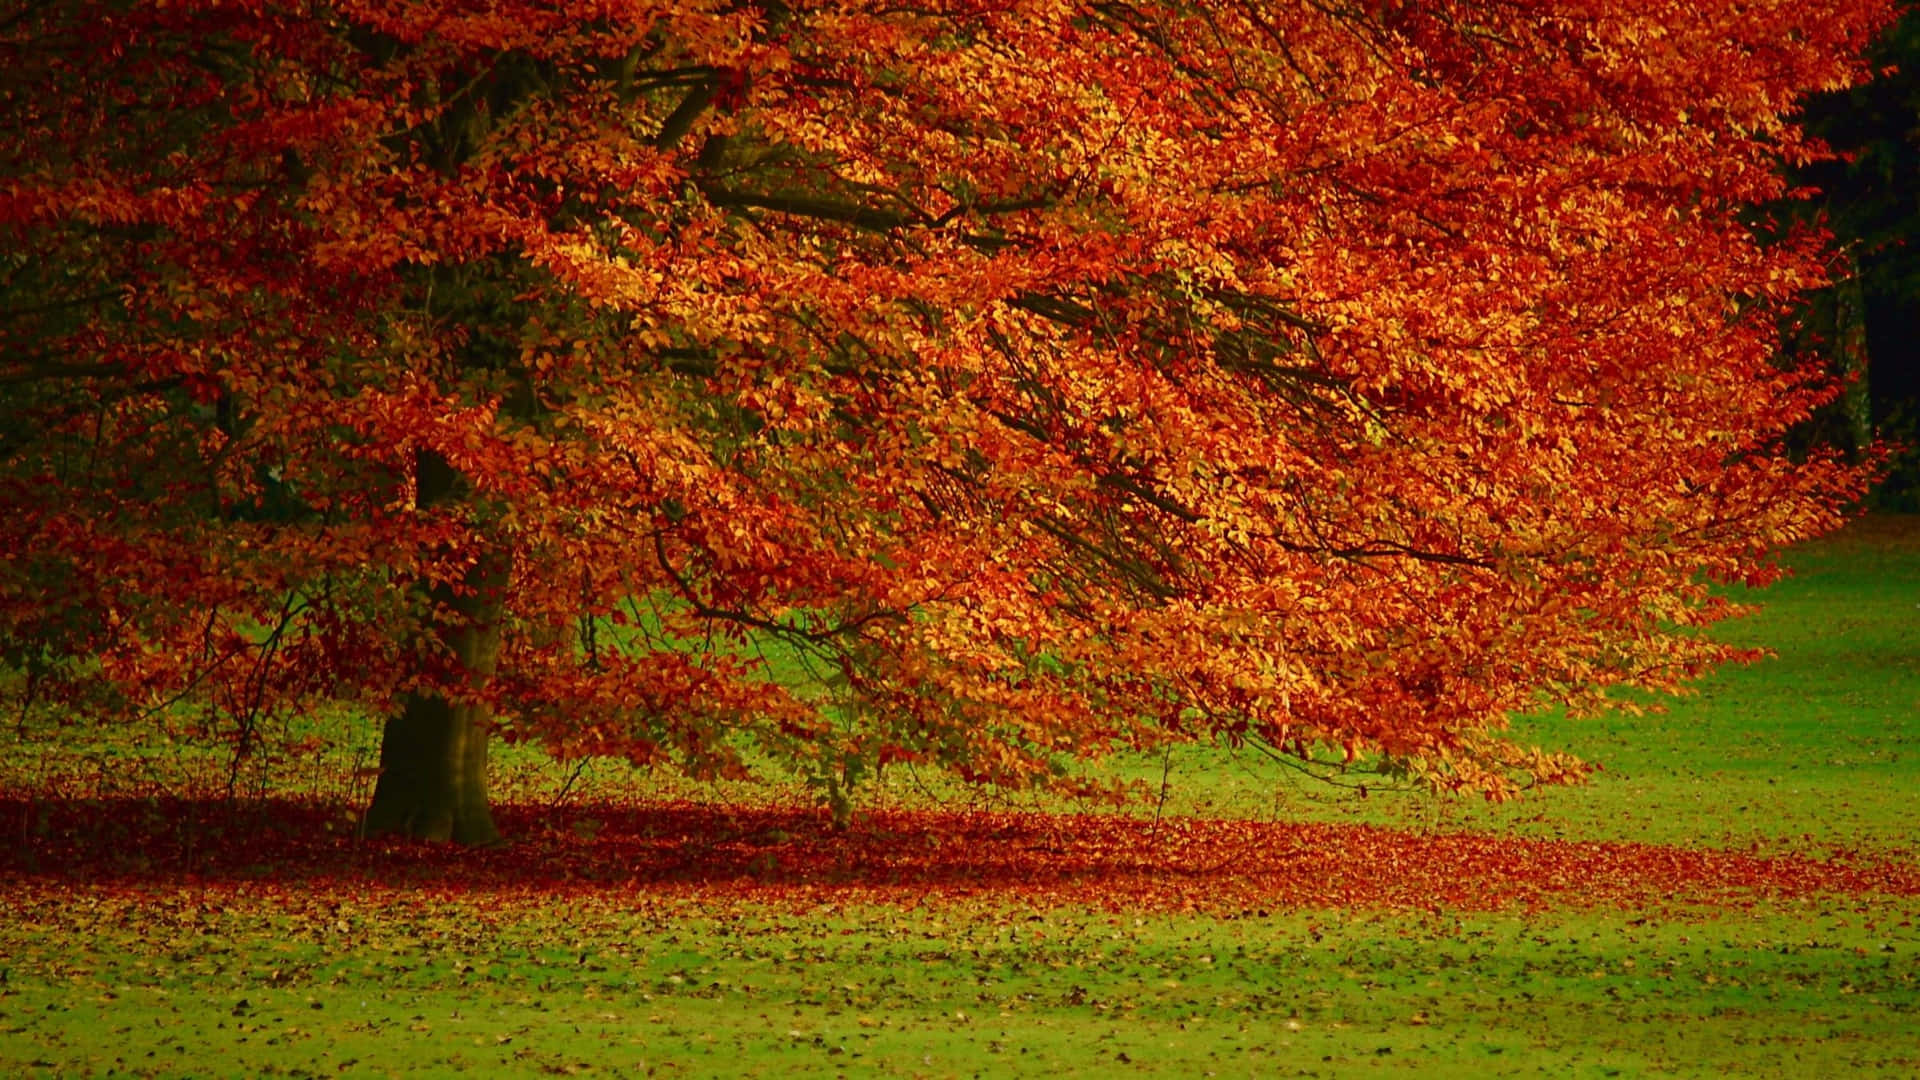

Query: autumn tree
0,0,1892,843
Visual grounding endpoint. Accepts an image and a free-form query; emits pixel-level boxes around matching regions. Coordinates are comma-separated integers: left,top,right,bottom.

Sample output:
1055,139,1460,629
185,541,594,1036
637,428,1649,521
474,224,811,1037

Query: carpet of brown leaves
6,796,1915,914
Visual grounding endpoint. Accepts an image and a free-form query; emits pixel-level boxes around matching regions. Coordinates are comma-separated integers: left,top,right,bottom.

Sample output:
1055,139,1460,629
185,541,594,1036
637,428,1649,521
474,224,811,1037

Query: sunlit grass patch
3,890,1917,1078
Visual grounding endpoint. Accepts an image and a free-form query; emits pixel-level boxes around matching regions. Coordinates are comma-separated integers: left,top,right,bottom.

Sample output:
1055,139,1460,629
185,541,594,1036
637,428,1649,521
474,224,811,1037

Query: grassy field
2,516,1917,1077
4,892,1916,1078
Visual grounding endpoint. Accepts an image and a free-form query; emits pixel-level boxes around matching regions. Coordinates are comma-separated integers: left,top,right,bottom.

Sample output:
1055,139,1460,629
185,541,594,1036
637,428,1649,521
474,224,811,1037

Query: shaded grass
9,798,1917,913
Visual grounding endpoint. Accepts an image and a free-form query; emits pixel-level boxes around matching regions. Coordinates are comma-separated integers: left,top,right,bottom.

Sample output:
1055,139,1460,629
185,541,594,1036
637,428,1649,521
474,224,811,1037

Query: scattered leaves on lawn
5,795,1915,915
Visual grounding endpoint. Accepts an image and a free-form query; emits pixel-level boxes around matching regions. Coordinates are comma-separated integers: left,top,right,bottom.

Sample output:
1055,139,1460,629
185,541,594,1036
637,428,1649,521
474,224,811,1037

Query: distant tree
0,0,1893,843
1785,9,1920,498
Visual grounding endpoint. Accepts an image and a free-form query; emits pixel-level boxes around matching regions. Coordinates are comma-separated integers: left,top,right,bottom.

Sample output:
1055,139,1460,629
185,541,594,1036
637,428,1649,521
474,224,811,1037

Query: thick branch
699,185,912,232
654,70,720,149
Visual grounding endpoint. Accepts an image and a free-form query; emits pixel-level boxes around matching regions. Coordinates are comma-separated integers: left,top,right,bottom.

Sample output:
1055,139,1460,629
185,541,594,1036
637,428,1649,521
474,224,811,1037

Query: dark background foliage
1795,9,1920,506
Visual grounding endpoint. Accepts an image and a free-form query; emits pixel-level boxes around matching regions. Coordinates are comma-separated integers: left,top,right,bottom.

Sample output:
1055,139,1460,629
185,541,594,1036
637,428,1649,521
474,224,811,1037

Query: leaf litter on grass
8,787,1916,1076
6,795,1919,1078
3,866,1917,1079
6,795,1917,914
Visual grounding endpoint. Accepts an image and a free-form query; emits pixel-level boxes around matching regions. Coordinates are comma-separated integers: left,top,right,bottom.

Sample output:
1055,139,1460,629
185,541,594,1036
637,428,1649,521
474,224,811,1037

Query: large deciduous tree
1,0,1891,841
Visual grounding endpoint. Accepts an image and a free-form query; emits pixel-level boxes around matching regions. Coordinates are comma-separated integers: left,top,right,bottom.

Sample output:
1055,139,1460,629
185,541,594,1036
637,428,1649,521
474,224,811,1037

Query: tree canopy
0,0,1893,840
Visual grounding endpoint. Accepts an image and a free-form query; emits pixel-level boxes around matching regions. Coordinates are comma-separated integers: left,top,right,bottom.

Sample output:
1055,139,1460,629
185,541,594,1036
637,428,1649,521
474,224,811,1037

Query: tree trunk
363,688,501,845
362,449,509,846
1834,253,1873,462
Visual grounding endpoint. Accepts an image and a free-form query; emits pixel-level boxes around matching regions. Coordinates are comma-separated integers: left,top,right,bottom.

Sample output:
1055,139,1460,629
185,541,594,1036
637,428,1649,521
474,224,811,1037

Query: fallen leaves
3,795,1914,915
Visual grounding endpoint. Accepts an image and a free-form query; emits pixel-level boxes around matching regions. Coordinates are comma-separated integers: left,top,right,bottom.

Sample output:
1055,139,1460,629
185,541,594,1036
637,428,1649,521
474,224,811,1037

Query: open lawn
3,516,1917,1077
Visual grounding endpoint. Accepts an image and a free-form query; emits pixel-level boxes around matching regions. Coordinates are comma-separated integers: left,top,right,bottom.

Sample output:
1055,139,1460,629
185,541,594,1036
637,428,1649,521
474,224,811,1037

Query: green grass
3,516,1917,1077
4,894,1917,1078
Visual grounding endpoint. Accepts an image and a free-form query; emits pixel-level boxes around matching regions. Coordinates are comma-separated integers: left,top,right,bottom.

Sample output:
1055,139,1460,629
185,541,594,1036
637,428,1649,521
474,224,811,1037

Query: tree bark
362,449,508,846
1834,252,1873,462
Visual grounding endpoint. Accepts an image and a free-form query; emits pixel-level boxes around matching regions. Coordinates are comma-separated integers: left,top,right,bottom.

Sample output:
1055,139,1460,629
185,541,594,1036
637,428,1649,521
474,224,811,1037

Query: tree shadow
3,794,1915,913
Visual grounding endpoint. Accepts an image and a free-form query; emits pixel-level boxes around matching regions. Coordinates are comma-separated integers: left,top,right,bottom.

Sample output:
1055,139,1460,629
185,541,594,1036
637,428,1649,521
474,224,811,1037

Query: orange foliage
0,1,1893,803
